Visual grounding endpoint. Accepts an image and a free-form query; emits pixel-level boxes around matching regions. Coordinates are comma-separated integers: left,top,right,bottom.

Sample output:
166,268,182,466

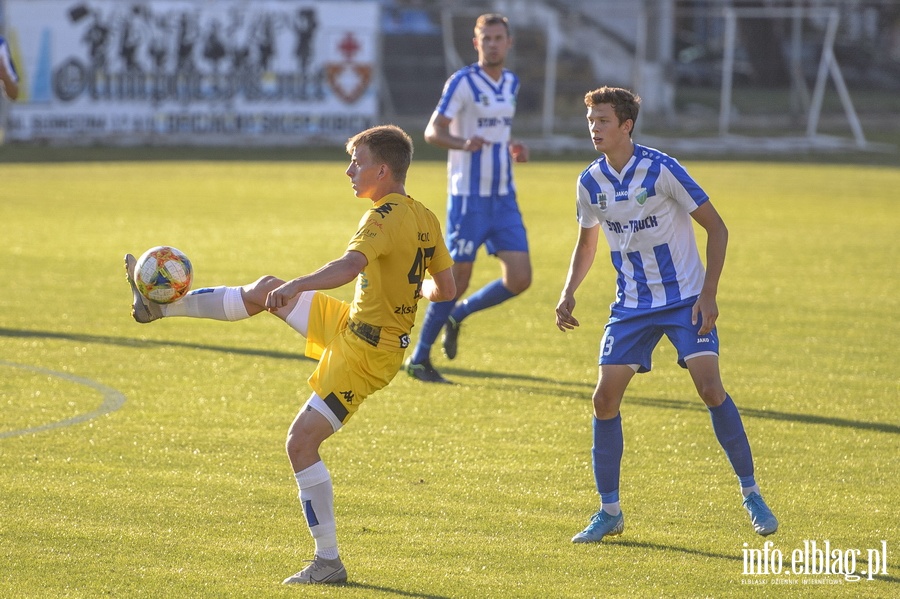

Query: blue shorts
446,193,529,262
598,298,719,372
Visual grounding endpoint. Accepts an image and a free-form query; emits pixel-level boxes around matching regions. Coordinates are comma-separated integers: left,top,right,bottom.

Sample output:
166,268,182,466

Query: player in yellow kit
124,125,455,585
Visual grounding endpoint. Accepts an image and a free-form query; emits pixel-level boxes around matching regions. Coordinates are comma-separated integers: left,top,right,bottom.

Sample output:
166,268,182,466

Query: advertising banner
4,0,380,143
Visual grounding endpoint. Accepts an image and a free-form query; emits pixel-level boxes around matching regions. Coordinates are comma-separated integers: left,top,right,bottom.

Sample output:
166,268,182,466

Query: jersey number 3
602,335,615,356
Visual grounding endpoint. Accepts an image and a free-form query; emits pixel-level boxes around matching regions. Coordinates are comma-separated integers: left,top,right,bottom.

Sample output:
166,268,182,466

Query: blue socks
592,414,623,505
589,397,755,511
450,279,515,322
410,279,516,364
410,299,455,363
709,395,756,487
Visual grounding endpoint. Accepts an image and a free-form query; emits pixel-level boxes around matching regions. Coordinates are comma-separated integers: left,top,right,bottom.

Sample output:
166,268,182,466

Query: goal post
719,5,868,148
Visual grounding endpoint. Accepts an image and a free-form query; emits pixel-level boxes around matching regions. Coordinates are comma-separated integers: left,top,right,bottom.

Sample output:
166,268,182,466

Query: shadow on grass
441,366,900,435
627,396,900,435
609,538,741,562
0,326,313,363
4,327,896,436
339,582,450,598
439,365,593,392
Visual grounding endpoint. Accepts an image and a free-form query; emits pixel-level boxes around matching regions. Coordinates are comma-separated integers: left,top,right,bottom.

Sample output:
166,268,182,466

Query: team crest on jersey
595,192,608,212
634,188,648,205
479,93,490,106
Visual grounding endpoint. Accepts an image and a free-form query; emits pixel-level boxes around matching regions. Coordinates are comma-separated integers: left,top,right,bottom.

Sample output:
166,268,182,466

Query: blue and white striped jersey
576,144,710,311
435,63,519,198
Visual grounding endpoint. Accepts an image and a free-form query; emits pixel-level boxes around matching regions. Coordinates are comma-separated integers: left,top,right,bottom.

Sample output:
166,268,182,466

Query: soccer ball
134,246,193,304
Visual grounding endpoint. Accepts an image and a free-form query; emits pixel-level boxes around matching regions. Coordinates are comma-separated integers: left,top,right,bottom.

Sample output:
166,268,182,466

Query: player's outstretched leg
283,556,347,585
124,253,163,323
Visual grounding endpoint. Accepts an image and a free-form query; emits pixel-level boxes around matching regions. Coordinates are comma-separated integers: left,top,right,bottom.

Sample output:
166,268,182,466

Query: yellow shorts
304,292,405,425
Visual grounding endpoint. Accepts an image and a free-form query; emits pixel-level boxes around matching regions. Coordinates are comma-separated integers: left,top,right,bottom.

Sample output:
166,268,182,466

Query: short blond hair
346,125,414,183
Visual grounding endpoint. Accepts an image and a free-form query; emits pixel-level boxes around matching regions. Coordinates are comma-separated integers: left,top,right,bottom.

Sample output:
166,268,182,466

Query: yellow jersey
345,193,453,352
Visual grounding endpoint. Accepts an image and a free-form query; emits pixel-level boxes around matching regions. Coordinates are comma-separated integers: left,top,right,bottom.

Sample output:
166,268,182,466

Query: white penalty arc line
0,360,126,439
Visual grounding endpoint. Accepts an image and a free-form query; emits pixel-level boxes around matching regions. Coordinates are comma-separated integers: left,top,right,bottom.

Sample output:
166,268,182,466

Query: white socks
295,461,338,559
162,286,250,321
741,484,761,498
602,501,621,516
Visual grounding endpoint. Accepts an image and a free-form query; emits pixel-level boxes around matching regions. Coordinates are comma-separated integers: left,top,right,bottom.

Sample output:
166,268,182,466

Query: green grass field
1,157,898,598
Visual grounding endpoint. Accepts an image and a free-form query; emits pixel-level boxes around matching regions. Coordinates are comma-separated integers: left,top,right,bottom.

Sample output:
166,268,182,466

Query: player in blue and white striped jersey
0,35,20,100
405,13,531,384
576,143,709,311
556,86,777,543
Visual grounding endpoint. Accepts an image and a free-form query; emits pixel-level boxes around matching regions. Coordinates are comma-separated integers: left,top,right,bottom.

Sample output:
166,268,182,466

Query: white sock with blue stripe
295,461,338,559
161,286,250,320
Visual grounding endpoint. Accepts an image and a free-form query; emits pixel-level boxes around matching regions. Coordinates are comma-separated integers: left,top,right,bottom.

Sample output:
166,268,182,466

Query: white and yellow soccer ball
134,246,193,304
